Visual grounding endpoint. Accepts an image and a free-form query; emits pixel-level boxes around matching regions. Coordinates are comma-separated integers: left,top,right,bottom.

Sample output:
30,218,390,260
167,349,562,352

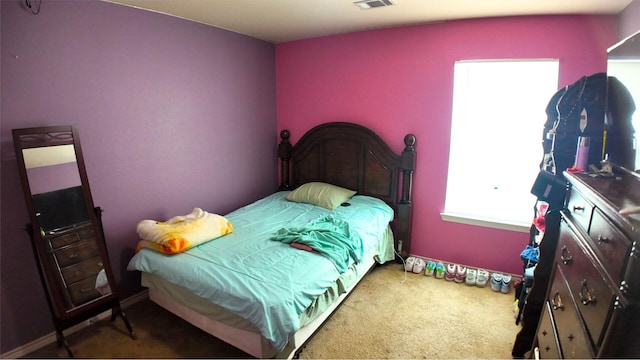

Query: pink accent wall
276,15,619,275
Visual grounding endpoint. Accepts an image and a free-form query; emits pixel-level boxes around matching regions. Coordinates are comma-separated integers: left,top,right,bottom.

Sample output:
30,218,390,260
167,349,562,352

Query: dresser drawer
536,302,562,359
67,276,102,306
557,222,616,347
565,188,594,234
48,225,95,249
53,239,100,268
589,208,632,284
548,266,593,358
61,256,104,285
622,245,640,297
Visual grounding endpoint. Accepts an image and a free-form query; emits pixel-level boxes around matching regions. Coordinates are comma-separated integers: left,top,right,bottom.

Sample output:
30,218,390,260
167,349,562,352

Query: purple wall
1,0,276,353
276,15,620,277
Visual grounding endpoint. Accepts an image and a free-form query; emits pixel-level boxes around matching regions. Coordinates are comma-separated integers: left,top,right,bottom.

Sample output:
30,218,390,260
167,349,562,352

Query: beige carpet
23,263,520,359
299,263,519,359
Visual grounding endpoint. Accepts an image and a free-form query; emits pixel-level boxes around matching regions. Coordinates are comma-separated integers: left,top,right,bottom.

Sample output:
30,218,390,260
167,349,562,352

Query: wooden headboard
278,122,416,258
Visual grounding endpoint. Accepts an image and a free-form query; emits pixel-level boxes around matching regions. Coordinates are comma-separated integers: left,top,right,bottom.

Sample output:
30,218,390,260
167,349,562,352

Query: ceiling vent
354,0,396,10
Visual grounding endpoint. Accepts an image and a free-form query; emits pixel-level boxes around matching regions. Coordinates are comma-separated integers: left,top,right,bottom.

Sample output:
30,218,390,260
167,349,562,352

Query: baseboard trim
1,290,149,359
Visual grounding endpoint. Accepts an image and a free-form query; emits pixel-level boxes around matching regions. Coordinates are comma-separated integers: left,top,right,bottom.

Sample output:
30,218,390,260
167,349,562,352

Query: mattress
127,191,395,353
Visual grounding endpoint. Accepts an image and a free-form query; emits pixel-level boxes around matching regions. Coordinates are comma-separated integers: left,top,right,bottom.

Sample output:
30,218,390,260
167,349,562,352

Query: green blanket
270,216,363,272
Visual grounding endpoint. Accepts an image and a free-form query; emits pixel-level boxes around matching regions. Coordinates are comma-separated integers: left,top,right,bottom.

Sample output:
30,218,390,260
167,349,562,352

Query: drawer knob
580,279,597,305
551,290,564,310
620,281,629,295
561,246,573,265
597,234,610,244
573,205,585,212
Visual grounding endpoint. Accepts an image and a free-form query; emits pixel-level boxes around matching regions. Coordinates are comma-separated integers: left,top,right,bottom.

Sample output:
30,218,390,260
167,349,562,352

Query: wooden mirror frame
12,125,135,357
606,30,640,170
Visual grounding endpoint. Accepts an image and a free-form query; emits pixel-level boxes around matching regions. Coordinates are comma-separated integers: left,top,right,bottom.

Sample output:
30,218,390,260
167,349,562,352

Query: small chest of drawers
535,171,640,358
45,222,105,308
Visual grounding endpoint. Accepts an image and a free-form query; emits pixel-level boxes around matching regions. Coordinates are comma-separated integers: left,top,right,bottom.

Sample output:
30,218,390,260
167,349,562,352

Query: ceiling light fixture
353,0,396,10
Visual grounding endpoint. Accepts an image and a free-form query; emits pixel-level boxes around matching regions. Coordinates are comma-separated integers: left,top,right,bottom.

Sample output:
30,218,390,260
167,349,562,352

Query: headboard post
396,134,417,259
278,130,292,190
401,134,417,203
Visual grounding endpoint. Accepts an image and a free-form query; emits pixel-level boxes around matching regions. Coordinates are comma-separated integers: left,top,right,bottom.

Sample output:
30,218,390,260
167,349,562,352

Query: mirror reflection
607,30,640,170
23,144,90,235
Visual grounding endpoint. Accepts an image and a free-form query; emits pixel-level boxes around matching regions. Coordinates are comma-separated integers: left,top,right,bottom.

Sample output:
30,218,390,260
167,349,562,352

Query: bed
127,122,417,358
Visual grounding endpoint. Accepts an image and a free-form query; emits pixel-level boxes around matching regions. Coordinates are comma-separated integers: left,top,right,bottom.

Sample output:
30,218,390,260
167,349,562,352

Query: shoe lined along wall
403,256,512,293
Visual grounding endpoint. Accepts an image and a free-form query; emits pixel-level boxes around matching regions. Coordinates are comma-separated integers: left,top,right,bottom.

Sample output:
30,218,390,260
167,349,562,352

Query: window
443,59,559,232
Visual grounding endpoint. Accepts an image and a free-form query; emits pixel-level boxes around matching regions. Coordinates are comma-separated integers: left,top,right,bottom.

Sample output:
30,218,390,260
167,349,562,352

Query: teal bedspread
127,192,394,352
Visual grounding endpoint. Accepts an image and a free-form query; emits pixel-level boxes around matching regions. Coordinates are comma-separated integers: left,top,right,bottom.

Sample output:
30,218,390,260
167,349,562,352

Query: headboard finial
280,130,290,142
404,134,416,150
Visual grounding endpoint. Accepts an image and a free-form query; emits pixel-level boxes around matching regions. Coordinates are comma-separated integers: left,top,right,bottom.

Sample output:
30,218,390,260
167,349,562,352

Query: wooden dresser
535,171,640,358
45,222,105,308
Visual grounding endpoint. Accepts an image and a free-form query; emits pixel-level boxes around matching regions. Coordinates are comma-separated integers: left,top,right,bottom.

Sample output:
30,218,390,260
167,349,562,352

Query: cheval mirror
12,125,136,357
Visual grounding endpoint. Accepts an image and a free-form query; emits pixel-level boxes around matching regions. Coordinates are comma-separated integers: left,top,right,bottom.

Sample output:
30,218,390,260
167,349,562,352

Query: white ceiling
105,0,634,43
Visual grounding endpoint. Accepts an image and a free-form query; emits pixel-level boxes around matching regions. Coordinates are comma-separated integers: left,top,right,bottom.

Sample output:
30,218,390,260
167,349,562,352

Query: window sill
440,212,530,233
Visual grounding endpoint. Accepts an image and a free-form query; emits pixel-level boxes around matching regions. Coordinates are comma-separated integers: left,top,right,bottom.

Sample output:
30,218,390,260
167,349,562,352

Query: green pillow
285,182,357,210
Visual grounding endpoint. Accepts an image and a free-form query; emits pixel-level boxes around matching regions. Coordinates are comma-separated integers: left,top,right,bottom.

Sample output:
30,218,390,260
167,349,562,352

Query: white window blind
443,59,559,231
